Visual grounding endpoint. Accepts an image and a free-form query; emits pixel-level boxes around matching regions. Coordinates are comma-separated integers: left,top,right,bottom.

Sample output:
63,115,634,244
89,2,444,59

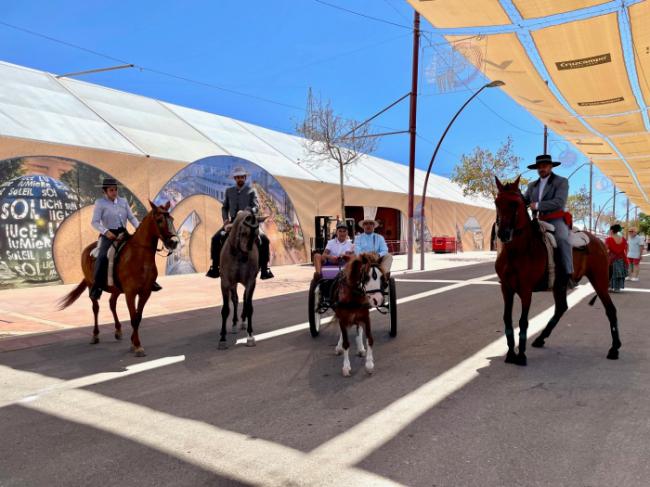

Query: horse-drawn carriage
307,263,397,338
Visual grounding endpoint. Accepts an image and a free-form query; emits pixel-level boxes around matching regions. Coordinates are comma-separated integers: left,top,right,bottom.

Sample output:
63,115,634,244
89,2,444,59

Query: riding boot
206,230,225,278
258,234,274,279
152,282,163,292
90,235,112,299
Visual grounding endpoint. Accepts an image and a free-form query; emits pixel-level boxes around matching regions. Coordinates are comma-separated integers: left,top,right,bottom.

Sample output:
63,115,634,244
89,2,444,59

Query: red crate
432,236,456,253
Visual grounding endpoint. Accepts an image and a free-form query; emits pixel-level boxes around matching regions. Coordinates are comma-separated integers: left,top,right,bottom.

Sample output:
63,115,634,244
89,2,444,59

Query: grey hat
336,221,348,230
231,166,249,177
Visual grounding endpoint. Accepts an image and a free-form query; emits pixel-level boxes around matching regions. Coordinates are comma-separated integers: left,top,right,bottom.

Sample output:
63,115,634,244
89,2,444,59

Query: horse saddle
90,236,130,288
535,221,589,291
538,221,590,249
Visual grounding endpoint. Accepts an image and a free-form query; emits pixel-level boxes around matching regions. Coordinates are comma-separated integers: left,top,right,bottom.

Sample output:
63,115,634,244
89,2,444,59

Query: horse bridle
496,192,527,238
154,210,178,256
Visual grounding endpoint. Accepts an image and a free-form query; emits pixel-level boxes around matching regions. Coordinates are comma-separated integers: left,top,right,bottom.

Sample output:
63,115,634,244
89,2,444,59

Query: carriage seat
538,221,590,249
321,266,343,280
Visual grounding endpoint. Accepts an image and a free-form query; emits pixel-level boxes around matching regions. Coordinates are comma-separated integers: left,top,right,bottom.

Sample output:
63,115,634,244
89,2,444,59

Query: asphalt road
1,261,649,487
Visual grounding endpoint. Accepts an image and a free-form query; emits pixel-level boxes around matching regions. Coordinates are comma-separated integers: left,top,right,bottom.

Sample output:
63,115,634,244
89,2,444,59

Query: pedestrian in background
626,227,644,282
605,224,628,292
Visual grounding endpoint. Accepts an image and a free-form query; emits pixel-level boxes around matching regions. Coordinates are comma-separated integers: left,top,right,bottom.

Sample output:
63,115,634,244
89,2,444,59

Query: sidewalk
0,251,495,350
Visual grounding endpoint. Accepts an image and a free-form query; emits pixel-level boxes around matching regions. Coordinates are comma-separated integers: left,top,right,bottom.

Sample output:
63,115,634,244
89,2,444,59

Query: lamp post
419,80,505,270
566,162,590,180
593,190,625,232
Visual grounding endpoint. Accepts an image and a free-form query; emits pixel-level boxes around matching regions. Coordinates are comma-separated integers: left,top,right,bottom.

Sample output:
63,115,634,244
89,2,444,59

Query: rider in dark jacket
206,167,274,279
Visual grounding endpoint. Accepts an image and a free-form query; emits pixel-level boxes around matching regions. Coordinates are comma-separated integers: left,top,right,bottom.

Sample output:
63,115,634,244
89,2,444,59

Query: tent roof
408,0,650,212
0,60,492,209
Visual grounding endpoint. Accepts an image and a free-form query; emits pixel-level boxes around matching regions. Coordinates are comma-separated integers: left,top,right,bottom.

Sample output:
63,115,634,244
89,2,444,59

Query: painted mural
463,216,484,250
154,155,306,275
0,156,145,289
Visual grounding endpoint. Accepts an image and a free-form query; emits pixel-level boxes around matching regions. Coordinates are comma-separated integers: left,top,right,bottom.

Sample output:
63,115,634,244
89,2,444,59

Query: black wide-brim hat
527,154,561,170
96,177,123,189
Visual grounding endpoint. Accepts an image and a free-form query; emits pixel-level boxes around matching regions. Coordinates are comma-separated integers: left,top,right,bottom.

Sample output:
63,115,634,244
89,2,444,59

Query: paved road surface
1,262,648,486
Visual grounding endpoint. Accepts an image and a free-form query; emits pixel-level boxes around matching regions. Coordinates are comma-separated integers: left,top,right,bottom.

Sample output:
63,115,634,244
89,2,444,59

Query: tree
638,212,650,236
566,185,591,230
296,89,377,220
451,137,526,199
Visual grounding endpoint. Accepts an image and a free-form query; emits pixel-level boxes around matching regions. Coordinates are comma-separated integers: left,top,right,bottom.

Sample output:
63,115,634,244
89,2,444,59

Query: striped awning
408,0,650,212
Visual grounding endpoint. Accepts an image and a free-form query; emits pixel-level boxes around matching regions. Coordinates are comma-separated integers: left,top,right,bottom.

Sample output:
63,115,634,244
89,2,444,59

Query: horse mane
226,210,250,244
343,253,379,284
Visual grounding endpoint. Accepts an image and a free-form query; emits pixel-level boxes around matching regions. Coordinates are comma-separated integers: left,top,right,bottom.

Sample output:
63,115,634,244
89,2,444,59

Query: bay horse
494,176,620,366
218,210,267,349
59,201,178,356
332,253,390,376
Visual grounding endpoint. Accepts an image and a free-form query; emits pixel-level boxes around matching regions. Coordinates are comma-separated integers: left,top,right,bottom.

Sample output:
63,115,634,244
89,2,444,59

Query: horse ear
513,175,521,188
495,177,504,192
162,200,171,211
148,200,158,211
379,254,392,275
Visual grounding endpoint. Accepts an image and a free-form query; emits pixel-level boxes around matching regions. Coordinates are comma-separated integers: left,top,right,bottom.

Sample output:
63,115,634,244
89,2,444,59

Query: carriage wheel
388,277,397,337
308,279,322,338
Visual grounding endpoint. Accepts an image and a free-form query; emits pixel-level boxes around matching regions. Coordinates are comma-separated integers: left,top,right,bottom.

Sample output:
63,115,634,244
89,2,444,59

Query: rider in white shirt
313,221,354,279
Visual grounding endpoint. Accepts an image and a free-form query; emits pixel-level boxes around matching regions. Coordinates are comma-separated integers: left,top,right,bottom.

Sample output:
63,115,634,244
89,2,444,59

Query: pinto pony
494,176,620,365
332,253,390,376
218,210,267,349
59,201,178,356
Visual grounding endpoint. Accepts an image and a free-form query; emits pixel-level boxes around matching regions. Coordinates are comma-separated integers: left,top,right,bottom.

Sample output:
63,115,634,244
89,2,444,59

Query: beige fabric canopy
408,0,650,212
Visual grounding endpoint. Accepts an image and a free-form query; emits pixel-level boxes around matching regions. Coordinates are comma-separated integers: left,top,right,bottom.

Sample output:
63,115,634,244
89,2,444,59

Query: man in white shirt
627,227,644,281
313,221,354,279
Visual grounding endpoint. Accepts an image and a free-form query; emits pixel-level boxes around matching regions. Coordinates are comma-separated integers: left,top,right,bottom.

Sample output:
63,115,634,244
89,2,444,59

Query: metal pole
57,64,135,78
626,197,630,231
589,161,594,232
613,186,617,222
419,80,504,270
407,11,420,270
543,80,549,154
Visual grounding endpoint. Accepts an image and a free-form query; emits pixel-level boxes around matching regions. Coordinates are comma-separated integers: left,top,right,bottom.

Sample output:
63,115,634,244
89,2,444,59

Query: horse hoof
532,337,545,348
90,336,99,345
246,337,256,347
231,327,239,334
365,363,374,374
514,354,527,366
606,349,619,360
134,347,146,357
335,347,343,356
504,351,517,364
357,350,366,358
218,341,228,350
114,331,122,341
342,367,351,377
240,323,247,331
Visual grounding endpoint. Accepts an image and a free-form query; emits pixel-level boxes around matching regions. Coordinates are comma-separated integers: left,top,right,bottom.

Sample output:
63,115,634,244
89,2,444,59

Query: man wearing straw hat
206,166,274,279
354,217,393,273
523,154,573,283
90,177,162,300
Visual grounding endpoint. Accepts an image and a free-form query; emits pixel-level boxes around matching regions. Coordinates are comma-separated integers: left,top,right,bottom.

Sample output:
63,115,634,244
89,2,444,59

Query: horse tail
588,294,598,306
58,280,88,310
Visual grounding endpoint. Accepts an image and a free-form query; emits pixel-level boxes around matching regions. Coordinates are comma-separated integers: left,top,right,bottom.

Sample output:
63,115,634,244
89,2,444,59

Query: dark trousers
210,228,270,270
92,227,125,291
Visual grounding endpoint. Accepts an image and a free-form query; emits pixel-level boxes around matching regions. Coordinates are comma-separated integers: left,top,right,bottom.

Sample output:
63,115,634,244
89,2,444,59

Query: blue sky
0,0,634,220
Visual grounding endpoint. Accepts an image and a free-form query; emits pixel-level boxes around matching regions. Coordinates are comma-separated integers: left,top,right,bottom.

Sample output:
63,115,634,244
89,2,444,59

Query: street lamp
566,162,590,180
593,190,625,232
419,80,505,270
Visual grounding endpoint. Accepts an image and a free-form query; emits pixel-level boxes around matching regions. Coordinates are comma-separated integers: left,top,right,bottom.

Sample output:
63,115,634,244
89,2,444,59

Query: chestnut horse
494,176,621,366
332,253,390,376
59,201,178,356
